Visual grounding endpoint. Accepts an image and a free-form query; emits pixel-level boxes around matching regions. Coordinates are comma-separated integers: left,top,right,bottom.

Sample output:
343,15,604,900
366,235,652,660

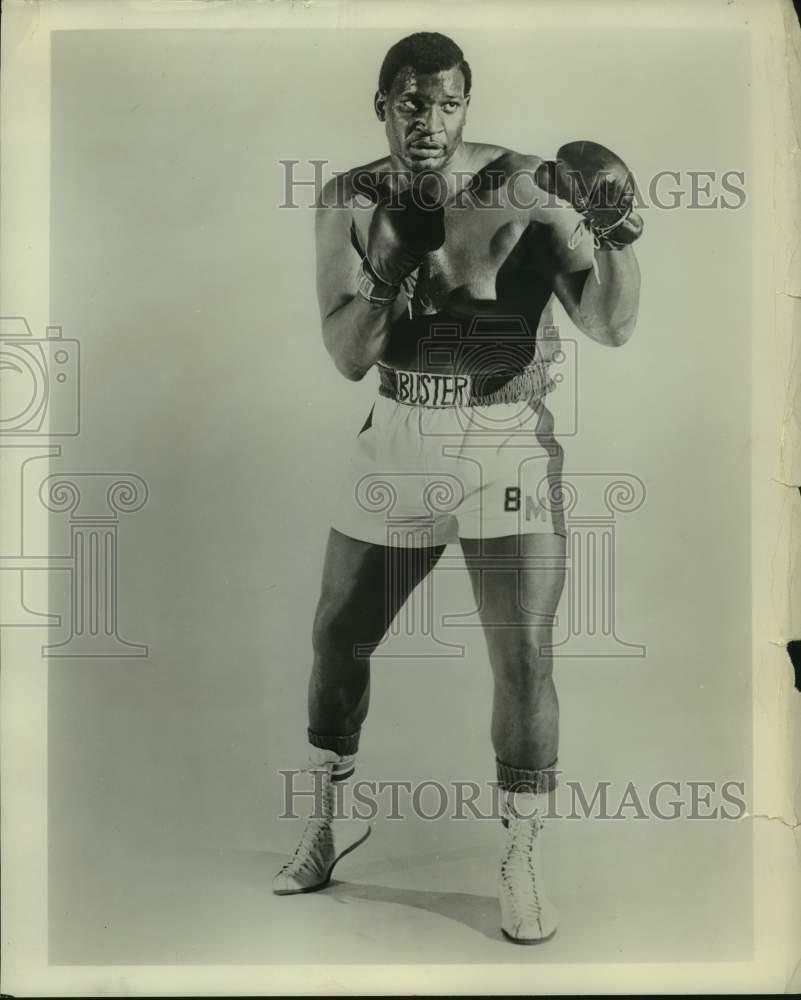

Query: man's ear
374,90,387,122
464,94,471,111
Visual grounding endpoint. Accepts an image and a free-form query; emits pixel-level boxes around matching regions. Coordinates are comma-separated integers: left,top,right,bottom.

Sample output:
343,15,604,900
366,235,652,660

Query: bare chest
353,202,535,310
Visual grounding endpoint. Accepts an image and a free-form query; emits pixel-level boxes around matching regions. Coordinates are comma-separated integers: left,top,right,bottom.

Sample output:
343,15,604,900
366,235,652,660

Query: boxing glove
534,141,643,249
365,172,446,287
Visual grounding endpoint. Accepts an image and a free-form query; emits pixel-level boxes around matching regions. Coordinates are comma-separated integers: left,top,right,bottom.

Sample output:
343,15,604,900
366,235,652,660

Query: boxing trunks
330,351,566,547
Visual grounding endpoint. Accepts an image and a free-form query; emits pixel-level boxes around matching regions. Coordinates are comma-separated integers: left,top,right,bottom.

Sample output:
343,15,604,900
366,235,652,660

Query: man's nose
414,106,444,134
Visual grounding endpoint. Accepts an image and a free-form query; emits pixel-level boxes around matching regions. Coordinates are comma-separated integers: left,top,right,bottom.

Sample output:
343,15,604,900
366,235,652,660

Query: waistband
377,360,555,408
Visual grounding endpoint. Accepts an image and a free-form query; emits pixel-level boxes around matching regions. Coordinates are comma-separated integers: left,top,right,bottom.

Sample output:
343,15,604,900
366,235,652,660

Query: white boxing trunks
330,359,566,548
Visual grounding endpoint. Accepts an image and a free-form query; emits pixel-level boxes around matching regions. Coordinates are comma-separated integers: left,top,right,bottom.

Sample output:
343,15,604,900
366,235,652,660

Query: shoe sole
272,824,372,896
501,926,558,945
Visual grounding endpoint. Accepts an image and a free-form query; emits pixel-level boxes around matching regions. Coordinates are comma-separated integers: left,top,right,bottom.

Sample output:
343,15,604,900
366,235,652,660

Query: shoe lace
278,816,332,877
500,816,544,921
278,765,335,877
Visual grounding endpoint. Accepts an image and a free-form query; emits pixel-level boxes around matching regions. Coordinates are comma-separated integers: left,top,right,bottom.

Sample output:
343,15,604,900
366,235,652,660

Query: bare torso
345,142,562,375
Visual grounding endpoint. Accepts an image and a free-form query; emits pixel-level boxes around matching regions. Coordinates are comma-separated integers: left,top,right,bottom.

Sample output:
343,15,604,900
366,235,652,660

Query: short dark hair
378,32,472,96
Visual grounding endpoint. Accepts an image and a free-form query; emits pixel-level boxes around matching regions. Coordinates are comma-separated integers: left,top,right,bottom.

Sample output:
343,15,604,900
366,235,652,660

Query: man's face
376,65,469,173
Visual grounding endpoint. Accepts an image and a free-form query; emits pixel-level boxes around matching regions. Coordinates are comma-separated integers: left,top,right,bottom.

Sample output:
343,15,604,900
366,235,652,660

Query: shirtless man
273,32,642,944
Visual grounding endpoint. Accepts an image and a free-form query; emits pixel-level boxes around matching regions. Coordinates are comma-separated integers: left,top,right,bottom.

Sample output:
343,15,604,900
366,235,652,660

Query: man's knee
312,596,382,664
489,626,555,687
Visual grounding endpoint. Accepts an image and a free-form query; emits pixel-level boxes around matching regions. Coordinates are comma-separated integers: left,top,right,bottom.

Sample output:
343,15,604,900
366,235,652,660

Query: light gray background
48,28,752,964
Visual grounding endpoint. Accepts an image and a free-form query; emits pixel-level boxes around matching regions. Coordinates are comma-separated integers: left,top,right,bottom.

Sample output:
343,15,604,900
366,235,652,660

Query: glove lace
568,201,634,252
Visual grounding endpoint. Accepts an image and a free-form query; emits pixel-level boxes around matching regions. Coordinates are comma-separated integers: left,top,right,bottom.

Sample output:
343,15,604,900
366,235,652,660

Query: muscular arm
315,179,407,381
516,154,641,347
552,245,641,348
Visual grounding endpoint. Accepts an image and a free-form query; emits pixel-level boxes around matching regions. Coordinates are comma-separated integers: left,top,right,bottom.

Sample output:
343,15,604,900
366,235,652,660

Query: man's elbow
329,346,370,381
322,329,368,380
605,296,640,347
336,359,369,381
603,320,636,347
580,312,637,347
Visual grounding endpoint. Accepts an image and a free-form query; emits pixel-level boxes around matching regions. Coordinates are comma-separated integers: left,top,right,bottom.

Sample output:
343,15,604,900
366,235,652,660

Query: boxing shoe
498,811,558,943
272,752,370,895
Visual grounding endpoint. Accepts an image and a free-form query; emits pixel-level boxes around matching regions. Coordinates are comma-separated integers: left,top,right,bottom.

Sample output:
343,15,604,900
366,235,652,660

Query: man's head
375,32,471,173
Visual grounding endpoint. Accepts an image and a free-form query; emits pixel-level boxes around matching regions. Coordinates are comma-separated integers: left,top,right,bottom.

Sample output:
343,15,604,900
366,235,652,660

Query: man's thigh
314,528,446,648
448,402,567,541
459,533,567,638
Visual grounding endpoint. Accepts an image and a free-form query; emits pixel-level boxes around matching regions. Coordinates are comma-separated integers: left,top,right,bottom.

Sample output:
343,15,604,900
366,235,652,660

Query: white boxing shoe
498,812,559,944
272,754,370,895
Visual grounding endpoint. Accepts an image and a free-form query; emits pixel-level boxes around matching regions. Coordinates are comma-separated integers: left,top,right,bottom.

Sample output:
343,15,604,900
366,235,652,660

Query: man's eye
442,102,460,113
399,100,418,111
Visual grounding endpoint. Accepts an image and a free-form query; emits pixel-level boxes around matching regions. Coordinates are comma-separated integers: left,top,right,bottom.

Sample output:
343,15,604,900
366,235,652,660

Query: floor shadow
232,848,505,945
325,879,503,944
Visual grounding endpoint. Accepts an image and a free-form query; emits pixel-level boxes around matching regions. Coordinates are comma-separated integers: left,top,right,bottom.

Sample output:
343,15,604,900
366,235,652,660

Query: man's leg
308,527,446,745
274,527,445,894
460,532,565,772
460,531,566,942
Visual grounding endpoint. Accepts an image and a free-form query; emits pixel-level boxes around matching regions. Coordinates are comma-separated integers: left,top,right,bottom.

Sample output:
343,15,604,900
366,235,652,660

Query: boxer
273,31,642,944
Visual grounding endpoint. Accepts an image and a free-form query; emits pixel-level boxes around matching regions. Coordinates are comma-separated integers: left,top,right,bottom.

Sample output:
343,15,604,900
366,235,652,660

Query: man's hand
364,172,446,287
534,141,644,250
528,142,642,347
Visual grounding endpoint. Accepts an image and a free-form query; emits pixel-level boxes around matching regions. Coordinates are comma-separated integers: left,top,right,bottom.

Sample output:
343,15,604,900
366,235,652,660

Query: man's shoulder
470,144,546,177
463,145,550,206
317,157,393,210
